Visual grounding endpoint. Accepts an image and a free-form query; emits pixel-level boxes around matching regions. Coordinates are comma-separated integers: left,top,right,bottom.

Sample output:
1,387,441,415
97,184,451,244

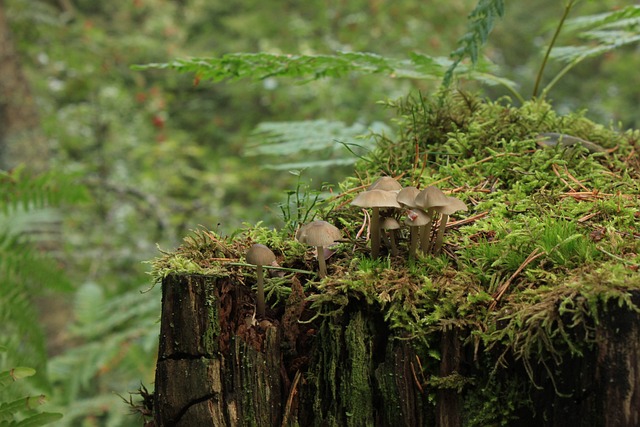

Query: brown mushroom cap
381,217,401,230
351,189,401,209
435,197,468,215
246,244,276,266
404,209,431,226
368,176,403,192
396,186,420,208
414,185,449,210
296,220,342,247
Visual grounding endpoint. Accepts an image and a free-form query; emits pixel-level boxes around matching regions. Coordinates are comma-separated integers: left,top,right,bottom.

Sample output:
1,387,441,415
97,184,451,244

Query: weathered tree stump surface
153,274,640,426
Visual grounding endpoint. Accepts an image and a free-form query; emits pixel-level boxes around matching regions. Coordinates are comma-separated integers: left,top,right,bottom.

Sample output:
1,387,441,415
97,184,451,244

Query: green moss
342,312,374,426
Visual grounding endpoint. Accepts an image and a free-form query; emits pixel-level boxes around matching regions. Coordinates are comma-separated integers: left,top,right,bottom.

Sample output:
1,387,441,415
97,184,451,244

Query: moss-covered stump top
150,92,639,385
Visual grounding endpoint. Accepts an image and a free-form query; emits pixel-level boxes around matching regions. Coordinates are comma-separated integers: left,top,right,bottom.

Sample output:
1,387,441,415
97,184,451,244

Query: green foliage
0,167,86,215
443,0,505,88
248,119,385,170
0,350,62,426
136,51,454,82
551,5,640,63
278,171,325,233
0,169,85,390
47,283,159,426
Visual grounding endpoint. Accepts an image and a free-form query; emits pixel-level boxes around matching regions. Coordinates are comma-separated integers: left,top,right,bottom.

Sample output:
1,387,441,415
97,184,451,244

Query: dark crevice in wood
158,353,215,362
170,393,218,426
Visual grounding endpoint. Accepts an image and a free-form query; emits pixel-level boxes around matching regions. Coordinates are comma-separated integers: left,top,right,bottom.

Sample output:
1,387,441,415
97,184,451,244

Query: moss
342,312,374,426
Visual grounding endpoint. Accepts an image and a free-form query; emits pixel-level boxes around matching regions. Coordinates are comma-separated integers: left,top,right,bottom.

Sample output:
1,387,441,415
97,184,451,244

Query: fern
136,51,447,82
0,168,87,399
0,167,86,215
135,50,513,90
442,0,506,89
537,4,640,98
47,283,160,426
0,349,62,426
247,119,388,170
550,5,640,63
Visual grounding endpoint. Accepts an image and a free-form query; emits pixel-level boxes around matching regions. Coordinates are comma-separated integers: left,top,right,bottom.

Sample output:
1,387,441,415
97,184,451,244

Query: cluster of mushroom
243,176,466,318
351,176,467,259
245,220,342,317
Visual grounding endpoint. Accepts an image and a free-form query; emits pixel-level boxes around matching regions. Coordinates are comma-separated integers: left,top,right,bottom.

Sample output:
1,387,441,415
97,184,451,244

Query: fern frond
49,284,160,404
550,5,640,63
0,362,61,426
246,119,389,170
442,0,505,88
0,167,87,215
135,51,452,82
562,5,640,32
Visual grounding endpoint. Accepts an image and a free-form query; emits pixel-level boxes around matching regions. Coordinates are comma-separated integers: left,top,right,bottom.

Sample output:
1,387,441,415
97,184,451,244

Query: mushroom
368,176,403,192
396,186,420,254
246,244,276,318
381,217,401,256
296,220,342,278
351,189,401,258
396,186,420,209
433,197,468,254
414,186,449,254
404,209,431,259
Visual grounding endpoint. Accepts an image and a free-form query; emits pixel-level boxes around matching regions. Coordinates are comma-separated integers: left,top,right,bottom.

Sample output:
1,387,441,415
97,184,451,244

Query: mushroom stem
420,208,436,254
433,214,449,254
371,207,381,258
316,246,328,278
409,227,419,259
255,264,266,317
388,230,399,256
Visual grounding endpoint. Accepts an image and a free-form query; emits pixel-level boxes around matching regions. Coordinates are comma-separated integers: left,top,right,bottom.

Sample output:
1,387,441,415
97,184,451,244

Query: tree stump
153,274,640,426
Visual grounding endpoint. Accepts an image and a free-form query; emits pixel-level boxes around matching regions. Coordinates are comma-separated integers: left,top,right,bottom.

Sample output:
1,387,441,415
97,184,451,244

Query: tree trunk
0,0,49,172
153,274,640,426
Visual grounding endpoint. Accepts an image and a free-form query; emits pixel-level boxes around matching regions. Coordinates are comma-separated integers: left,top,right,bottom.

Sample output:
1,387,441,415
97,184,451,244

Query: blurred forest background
1,0,638,424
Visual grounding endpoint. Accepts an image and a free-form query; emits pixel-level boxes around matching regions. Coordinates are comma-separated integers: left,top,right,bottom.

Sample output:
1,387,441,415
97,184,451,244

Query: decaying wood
153,274,640,426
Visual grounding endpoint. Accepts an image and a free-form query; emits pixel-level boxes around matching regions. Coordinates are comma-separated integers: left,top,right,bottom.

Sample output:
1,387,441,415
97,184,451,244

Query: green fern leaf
551,5,640,63
0,395,47,419
135,51,455,82
442,0,506,88
246,119,387,170
562,5,640,31
13,412,63,427
0,368,36,389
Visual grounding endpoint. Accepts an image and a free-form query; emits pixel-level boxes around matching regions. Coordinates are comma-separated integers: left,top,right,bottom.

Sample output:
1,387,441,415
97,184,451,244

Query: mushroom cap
415,186,449,210
404,209,431,226
246,244,276,266
296,220,342,247
396,186,420,208
351,189,401,209
381,217,401,230
368,176,403,192
435,196,468,215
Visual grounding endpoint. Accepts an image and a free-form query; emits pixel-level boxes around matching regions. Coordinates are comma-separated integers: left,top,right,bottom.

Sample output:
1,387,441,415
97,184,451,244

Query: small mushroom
246,244,276,318
414,186,449,254
351,189,401,258
296,220,342,278
404,209,431,259
381,217,401,256
433,197,468,254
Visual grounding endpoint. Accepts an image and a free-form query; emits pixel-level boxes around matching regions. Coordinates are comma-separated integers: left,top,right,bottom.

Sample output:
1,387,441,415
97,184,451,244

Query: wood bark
0,1,49,172
154,275,640,427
